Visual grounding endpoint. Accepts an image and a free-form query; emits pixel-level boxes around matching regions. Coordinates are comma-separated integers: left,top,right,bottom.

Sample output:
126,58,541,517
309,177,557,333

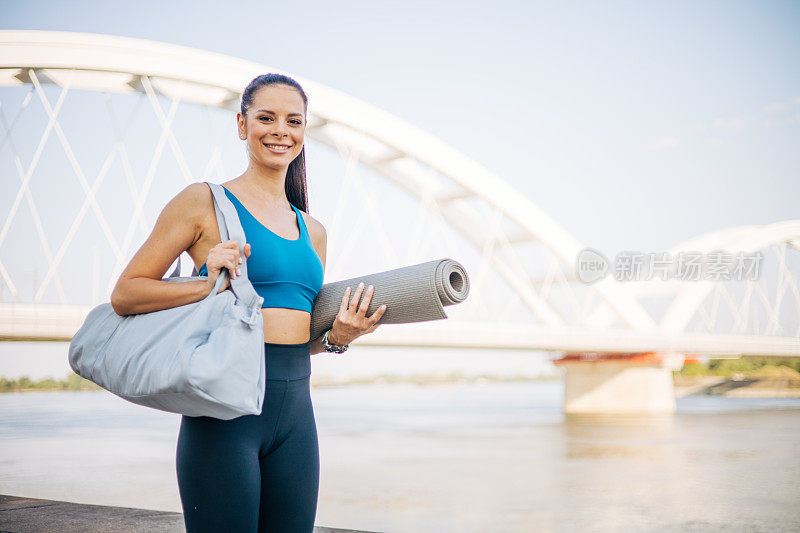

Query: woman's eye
259,117,301,125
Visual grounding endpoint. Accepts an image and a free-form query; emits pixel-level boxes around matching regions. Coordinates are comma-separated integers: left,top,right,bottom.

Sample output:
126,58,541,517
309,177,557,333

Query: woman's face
237,84,306,169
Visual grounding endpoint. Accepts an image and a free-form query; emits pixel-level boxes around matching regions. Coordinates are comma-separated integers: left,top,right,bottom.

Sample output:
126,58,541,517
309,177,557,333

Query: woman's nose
270,121,288,135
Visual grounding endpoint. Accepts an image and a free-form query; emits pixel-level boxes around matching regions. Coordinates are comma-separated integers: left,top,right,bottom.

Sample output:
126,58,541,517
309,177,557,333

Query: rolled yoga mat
309,258,470,340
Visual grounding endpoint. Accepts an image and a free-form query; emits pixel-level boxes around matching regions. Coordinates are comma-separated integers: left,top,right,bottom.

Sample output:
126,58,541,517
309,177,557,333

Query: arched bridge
1,30,798,371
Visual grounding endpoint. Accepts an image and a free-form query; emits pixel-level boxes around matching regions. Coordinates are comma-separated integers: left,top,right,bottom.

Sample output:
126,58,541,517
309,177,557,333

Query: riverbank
3,363,800,397
0,371,561,393
0,372,101,393
674,359,800,398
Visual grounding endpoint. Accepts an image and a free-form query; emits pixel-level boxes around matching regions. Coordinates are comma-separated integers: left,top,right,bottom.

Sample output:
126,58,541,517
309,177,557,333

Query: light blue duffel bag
68,182,266,420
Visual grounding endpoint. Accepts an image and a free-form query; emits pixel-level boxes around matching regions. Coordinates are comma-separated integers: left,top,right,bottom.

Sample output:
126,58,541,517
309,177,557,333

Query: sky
2,0,798,258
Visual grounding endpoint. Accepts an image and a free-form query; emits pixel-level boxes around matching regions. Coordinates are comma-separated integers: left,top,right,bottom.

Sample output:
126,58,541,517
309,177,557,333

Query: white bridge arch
1,30,798,359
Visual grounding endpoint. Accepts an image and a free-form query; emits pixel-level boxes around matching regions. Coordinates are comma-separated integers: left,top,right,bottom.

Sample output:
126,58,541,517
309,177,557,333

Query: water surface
1,382,799,532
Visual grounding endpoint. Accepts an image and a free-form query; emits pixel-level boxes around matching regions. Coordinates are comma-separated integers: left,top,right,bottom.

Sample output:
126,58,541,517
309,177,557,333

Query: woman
109,73,387,532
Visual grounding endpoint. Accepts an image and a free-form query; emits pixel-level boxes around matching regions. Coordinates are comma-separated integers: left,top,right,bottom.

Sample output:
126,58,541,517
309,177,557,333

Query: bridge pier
554,352,683,415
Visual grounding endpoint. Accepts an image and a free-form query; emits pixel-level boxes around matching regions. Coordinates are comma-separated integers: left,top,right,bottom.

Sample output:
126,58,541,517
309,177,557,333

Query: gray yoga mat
308,258,469,340
178,256,470,339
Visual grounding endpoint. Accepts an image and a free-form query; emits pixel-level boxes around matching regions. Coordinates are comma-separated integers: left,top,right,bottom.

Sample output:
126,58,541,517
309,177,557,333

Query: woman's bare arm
110,183,213,316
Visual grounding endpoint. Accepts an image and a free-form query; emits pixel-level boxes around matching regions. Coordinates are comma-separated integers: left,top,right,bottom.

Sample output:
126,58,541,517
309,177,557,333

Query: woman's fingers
349,282,364,309
369,304,387,323
209,251,239,279
334,280,386,321
356,284,387,321
217,240,244,269
358,285,374,315
339,286,351,315
217,254,237,279
329,283,388,344
345,282,388,321
217,245,242,278
229,241,241,269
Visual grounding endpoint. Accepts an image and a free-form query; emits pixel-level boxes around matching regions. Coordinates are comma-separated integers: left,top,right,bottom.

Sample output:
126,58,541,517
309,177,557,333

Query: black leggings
176,341,318,532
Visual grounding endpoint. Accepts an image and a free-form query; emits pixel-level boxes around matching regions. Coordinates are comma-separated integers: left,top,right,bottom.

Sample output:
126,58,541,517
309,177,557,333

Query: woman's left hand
328,282,387,346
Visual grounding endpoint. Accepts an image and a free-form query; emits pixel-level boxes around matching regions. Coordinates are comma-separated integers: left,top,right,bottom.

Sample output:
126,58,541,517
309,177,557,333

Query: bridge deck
0,494,377,533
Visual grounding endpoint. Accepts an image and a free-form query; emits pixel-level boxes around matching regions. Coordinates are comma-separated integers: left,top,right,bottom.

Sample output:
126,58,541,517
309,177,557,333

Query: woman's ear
236,113,246,139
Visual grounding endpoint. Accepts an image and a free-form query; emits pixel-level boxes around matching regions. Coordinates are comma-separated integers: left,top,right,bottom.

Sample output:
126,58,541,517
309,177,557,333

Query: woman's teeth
264,144,290,152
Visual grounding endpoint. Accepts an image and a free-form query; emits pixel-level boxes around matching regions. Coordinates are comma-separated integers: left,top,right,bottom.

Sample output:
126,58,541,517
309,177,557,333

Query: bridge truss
1,30,798,358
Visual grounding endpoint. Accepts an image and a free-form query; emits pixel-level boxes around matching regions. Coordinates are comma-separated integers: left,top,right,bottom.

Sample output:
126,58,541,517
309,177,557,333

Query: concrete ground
0,494,378,533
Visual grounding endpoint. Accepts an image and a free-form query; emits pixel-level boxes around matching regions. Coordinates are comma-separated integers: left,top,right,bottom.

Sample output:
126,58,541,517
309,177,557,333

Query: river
1,381,799,532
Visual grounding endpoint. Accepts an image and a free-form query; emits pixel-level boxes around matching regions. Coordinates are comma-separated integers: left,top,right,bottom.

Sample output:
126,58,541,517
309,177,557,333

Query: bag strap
209,181,264,309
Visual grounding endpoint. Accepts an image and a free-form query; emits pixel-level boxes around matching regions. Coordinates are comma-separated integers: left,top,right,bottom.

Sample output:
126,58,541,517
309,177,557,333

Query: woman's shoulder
156,182,211,221
182,181,214,202
170,182,214,218
163,182,218,241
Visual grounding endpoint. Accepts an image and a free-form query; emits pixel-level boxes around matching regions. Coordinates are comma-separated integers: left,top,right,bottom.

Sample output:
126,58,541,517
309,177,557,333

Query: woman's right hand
205,240,252,295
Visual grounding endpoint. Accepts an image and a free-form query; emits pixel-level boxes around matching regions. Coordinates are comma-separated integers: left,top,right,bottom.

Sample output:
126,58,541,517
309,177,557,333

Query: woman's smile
263,142,292,154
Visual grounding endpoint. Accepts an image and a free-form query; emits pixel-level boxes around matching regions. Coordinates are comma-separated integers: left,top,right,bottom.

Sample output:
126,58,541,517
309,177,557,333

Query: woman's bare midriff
261,308,313,344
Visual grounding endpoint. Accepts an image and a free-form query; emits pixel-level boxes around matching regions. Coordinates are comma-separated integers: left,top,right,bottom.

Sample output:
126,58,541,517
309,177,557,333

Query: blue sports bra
198,186,324,313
